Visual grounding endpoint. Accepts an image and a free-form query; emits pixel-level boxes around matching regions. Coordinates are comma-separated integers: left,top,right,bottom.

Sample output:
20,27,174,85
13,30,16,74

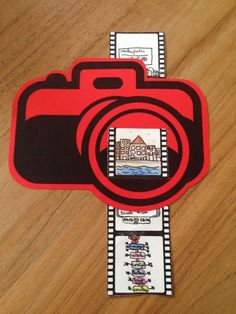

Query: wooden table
0,1,235,313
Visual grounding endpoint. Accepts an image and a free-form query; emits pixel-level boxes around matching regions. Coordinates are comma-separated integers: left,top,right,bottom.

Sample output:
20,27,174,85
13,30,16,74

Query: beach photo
114,128,163,176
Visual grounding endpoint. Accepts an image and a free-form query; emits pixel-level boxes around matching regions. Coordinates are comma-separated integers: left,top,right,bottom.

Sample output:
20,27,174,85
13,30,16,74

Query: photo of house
114,128,164,176
116,135,161,162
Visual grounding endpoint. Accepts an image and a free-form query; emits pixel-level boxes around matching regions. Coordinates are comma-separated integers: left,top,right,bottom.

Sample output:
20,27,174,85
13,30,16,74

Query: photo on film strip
109,32,165,77
107,205,172,295
108,128,168,178
115,208,162,231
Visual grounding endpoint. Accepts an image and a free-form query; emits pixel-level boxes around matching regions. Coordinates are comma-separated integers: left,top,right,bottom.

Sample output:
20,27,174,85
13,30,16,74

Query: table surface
0,1,235,313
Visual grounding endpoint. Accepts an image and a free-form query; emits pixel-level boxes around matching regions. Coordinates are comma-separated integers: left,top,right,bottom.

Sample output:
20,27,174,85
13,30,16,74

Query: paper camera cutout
9,59,209,210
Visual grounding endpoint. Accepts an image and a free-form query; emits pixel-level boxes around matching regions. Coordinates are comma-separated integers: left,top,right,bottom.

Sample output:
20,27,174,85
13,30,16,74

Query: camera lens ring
89,103,188,198
85,98,190,208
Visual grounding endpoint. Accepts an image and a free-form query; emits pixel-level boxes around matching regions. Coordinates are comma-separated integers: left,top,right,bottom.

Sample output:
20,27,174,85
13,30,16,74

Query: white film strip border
163,205,172,295
107,205,115,295
158,32,165,78
108,128,115,177
109,32,116,58
160,128,168,178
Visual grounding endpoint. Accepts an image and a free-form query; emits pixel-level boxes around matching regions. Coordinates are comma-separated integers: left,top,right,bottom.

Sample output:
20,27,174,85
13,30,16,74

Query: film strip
108,32,172,296
109,32,165,77
108,128,168,178
107,205,172,295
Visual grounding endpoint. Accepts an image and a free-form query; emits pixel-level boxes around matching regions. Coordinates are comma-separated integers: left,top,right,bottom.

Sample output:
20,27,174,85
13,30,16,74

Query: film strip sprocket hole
108,127,168,178
107,205,172,295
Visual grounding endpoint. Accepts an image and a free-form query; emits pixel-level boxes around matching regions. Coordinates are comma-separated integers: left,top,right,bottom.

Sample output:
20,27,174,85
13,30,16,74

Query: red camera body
9,59,209,210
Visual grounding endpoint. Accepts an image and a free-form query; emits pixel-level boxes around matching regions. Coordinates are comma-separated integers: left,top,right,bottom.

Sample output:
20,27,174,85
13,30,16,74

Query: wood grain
0,1,235,313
